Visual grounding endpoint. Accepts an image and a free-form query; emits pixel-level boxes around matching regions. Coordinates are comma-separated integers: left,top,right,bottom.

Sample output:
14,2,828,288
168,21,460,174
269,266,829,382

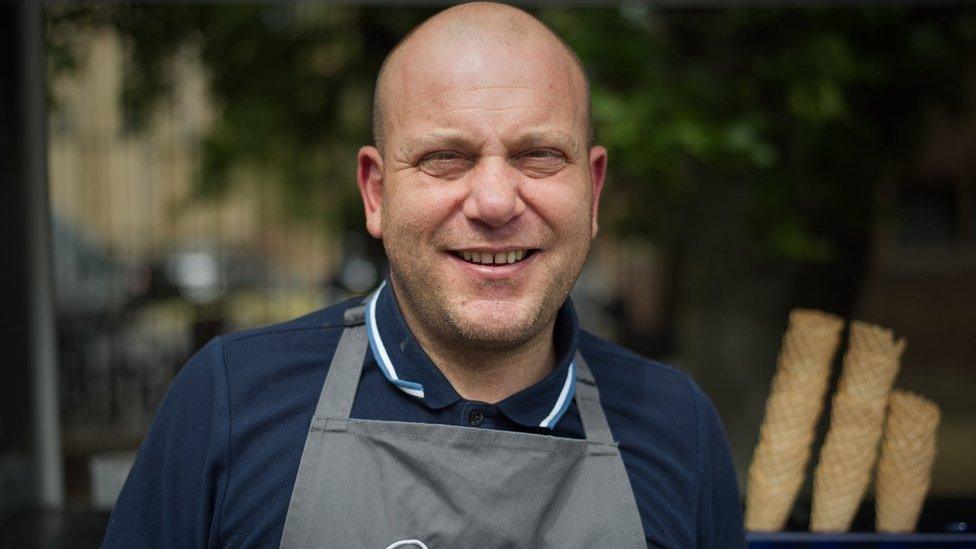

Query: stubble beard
385,234,589,354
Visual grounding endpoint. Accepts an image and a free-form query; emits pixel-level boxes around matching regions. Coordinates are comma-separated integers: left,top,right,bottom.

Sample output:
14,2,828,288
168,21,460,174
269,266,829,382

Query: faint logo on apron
385,540,429,549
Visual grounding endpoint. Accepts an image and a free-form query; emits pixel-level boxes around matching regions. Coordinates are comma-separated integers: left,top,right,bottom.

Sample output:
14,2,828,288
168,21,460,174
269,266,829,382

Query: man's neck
427,330,558,404
399,307,558,404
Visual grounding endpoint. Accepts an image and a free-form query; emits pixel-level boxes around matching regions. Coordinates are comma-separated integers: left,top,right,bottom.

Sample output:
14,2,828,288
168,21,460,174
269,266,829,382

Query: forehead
384,32,586,147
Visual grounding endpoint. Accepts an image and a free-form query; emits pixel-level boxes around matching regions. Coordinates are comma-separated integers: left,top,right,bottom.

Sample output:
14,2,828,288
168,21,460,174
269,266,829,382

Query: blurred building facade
47,27,344,502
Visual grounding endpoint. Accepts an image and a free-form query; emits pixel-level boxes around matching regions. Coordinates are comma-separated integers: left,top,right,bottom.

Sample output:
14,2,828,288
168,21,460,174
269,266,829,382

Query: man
104,3,744,547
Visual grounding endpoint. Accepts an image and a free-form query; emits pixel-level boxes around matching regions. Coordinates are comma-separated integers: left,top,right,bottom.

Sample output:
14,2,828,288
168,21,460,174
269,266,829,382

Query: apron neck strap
572,353,616,445
313,305,368,420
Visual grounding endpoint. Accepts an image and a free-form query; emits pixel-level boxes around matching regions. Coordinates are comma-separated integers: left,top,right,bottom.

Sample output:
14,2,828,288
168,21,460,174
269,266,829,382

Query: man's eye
514,149,566,176
418,152,472,177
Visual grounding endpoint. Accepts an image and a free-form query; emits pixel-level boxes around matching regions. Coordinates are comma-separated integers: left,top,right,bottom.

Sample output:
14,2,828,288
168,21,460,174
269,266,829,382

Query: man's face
359,29,606,351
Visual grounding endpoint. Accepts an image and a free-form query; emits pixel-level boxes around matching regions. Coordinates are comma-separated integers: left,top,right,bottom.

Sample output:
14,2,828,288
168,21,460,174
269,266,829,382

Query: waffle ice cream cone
810,321,905,532
876,390,940,533
746,309,843,531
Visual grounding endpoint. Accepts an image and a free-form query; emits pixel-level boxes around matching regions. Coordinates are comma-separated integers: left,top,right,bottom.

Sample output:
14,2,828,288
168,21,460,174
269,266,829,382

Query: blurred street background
3,2,976,546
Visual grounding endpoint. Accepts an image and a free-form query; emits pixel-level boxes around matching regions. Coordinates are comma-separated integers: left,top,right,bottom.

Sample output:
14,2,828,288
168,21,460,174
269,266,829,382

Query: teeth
456,249,531,265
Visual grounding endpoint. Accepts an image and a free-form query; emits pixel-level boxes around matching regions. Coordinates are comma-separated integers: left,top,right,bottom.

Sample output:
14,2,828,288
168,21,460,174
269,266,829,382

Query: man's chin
446,304,544,350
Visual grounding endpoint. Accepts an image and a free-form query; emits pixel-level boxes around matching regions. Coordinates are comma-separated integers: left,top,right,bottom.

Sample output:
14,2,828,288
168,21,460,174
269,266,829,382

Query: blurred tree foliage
545,7,975,265
48,5,976,266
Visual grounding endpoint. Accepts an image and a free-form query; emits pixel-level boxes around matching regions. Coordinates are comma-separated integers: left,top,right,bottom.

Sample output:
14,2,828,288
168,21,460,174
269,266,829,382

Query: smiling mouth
453,249,536,266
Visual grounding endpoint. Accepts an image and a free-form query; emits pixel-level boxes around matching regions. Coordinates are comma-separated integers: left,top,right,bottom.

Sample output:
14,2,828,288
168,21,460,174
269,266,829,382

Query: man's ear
357,146,385,239
588,145,608,239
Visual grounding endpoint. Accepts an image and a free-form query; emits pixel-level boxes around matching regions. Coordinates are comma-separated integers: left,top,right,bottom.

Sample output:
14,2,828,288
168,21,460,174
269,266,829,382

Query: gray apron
279,305,646,548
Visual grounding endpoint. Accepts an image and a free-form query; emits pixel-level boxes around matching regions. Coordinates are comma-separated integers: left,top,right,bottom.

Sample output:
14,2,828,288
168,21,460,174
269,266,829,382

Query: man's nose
461,158,526,227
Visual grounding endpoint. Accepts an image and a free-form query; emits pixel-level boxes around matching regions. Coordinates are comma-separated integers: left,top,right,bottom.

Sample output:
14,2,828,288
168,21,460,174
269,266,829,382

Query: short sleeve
692,380,746,548
103,337,231,549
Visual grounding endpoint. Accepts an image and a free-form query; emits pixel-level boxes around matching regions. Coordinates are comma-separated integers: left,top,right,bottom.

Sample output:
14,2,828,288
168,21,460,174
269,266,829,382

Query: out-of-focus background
3,2,975,547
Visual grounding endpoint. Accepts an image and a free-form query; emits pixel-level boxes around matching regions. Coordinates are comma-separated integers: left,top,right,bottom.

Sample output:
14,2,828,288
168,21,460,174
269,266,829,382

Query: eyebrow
509,131,581,158
397,129,582,160
398,130,474,160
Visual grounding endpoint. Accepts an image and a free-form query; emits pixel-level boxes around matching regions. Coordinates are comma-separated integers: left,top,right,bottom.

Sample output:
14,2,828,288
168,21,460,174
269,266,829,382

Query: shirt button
468,409,485,426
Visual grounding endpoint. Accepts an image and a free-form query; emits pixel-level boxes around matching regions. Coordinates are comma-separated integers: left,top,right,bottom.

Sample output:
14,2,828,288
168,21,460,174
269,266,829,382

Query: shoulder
107,298,369,548
576,331,725,480
141,299,362,432
211,296,368,426
578,330,703,409
578,331,739,546
578,330,725,446
217,297,363,374
578,329,711,463
222,297,361,347
155,298,363,411
142,296,368,451
194,298,368,546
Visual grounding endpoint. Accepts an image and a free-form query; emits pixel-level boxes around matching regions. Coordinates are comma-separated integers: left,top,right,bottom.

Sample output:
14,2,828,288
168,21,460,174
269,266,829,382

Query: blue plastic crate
747,532,976,548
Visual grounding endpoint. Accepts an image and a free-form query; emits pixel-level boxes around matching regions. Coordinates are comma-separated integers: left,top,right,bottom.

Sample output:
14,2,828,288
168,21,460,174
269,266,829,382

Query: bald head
372,2,591,153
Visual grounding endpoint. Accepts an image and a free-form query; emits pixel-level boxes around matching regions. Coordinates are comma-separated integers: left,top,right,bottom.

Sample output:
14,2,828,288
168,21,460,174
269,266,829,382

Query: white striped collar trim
539,360,576,429
363,280,576,429
364,281,426,399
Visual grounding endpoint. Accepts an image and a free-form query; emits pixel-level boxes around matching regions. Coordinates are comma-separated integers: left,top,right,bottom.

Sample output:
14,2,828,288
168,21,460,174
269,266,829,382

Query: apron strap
312,305,368,421
342,303,367,326
573,353,616,445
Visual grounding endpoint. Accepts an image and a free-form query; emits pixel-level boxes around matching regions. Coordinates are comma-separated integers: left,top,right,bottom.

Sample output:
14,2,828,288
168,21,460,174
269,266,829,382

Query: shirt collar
363,279,580,430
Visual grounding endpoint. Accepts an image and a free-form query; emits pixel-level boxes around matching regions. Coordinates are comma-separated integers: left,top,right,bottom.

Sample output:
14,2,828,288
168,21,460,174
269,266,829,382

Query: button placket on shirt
468,409,484,426
460,403,496,428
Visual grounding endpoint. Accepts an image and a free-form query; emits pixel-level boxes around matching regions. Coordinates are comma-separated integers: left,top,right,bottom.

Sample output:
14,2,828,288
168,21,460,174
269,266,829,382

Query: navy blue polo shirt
104,282,744,548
